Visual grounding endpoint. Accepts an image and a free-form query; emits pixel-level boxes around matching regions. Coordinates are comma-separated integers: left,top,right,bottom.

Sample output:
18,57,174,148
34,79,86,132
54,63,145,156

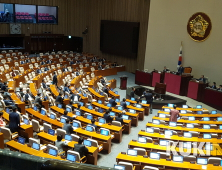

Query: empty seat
112,121,122,127
183,155,196,162
133,147,146,156
56,128,66,138
208,157,221,164
118,162,133,170
1,127,19,140
43,123,52,133
143,166,159,170
157,152,170,159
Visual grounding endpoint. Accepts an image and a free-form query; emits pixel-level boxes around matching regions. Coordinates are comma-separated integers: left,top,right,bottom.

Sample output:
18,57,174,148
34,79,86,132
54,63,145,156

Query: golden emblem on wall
187,12,212,42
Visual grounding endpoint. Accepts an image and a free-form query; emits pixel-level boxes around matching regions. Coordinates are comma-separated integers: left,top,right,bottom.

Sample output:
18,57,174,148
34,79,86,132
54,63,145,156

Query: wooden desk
50,84,70,105
127,105,144,121
88,88,105,103
8,81,15,93
162,106,208,112
0,133,4,149
116,153,206,170
126,99,150,116
203,88,222,111
94,68,117,77
74,128,112,153
10,93,25,114
138,130,222,143
135,70,152,86
187,81,207,102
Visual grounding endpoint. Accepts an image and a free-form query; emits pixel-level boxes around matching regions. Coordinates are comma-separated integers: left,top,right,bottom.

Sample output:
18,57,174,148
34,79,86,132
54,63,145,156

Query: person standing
140,90,153,114
9,107,20,133
53,72,58,86
177,65,184,75
169,105,181,122
74,137,88,158
130,88,135,98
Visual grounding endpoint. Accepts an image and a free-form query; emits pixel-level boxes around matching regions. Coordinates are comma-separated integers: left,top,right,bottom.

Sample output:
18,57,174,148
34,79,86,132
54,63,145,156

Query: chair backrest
157,152,170,159
71,134,80,142
50,112,57,119
31,119,41,132
1,127,12,140
100,128,110,135
73,120,81,128
43,123,52,132
56,128,66,138
145,137,153,143
183,155,196,162
118,162,133,170
190,131,199,137
208,157,221,164
112,121,121,127
29,137,40,146
143,166,159,170
67,150,80,162
47,144,58,155
133,147,146,156
86,138,98,147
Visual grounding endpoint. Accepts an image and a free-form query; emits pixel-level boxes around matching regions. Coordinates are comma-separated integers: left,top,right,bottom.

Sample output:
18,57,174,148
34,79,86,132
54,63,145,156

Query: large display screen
15,4,36,23
37,6,58,24
0,3,14,23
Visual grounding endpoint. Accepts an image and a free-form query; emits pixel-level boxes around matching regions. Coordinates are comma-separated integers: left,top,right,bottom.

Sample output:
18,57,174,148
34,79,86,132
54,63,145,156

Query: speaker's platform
126,86,187,109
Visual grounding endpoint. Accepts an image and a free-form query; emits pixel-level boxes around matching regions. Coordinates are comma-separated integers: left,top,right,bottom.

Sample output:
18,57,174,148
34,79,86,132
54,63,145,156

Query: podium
154,83,166,94
187,81,207,101
120,76,128,90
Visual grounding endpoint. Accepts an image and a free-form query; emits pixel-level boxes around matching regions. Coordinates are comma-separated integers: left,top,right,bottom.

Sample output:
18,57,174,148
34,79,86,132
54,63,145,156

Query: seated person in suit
19,88,25,98
0,112,6,127
34,93,43,111
70,59,75,65
3,88,12,100
20,60,25,64
44,67,49,72
109,96,117,107
177,65,184,75
36,67,42,74
3,95,16,107
56,92,64,105
40,59,46,65
75,103,84,116
63,66,68,72
115,112,124,125
87,119,98,131
1,82,7,91
63,110,74,121
198,75,206,83
120,98,127,110
130,88,135,98
113,62,118,67
211,82,217,89
25,89,35,102
74,137,88,158
103,110,113,123
163,66,169,72
63,83,70,93
134,99,141,107
55,135,67,154
46,59,52,64
98,63,103,70
218,85,222,92
63,119,73,135
9,107,20,133
100,77,106,86
103,85,109,95
70,91,81,103
42,80,48,89
75,69,80,76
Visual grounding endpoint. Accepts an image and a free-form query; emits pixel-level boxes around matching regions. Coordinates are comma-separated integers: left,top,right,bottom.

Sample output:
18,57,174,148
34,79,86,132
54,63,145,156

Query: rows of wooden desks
10,92,25,114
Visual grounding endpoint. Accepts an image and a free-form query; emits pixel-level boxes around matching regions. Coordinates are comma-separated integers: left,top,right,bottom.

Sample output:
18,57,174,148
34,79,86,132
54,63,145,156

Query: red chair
25,12,29,15
46,13,49,16
17,12,21,15
39,13,43,16
21,12,25,15
42,13,46,16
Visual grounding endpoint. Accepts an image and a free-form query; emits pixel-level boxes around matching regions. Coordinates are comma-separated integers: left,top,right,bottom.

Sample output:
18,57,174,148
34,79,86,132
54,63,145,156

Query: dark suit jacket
34,96,42,106
42,82,47,89
46,60,51,64
70,94,80,101
198,78,206,84
212,85,217,89
163,69,169,72
130,91,134,98
98,65,103,70
141,93,153,104
115,116,124,125
109,99,117,107
36,69,41,74
64,86,70,93
63,68,68,72
101,79,105,85
56,96,64,104
88,123,98,131
74,144,88,158
4,100,15,106
70,61,74,65
25,93,34,101
120,101,127,110
41,61,45,65
19,92,25,98
53,75,57,85
44,67,49,71
63,123,73,135
76,72,79,76
1,85,7,91
63,115,74,122
177,67,184,75
103,114,112,123
103,88,109,95
9,112,20,133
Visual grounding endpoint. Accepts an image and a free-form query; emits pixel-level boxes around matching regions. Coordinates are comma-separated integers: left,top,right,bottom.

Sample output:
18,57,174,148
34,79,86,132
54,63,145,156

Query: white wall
145,0,222,86
15,4,36,15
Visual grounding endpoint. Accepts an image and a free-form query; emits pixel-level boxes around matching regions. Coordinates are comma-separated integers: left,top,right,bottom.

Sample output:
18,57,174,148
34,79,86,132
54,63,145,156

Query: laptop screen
73,122,80,128
114,165,125,170
105,103,111,107
50,114,56,120
152,119,160,125
203,117,210,121
146,127,154,133
217,117,222,121
109,112,115,116
183,142,192,149
75,111,81,116
58,104,62,108
126,102,130,106
83,140,92,147
32,143,40,150
164,108,171,112
197,111,203,114
23,118,29,125
182,105,188,108
173,155,183,162
150,152,160,160
196,105,202,109
188,116,195,121
65,134,72,141
118,107,123,111
203,134,211,139
86,126,93,132
169,122,177,127
18,137,25,145
184,132,192,138
33,106,37,111
41,109,46,115
60,118,66,123
98,100,102,104
64,94,68,99
6,108,10,113
122,115,129,120
197,158,207,165
180,110,187,114
168,104,174,107
115,99,120,102
127,149,137,156
98,108,103,113
115,91,118,94
49,148,57,157
129,109,135,114
203,124,210,129
131,97,135,101
88,106,93,110
84,93,87,97
99,118,105,124
48,129,55,136
138,137,146,143
211,110,217,114
136,104,142,108
101,129,109,136
79,102,84,106
67,154,76,162
159,113,166,118
66,107,71,112
219,125,222,130
186,124,194,129
86,115,93,120
159,140,168,146
165,130,173,136
141,100,147,104
205,144,213,151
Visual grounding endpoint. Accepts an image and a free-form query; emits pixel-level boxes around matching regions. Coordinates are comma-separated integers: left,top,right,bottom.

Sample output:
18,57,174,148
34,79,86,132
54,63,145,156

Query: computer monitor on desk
173,155,183,163
127,149,137,156
114,165,125,170
150,152,160,160
48,148,57,157
67,154,76,162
